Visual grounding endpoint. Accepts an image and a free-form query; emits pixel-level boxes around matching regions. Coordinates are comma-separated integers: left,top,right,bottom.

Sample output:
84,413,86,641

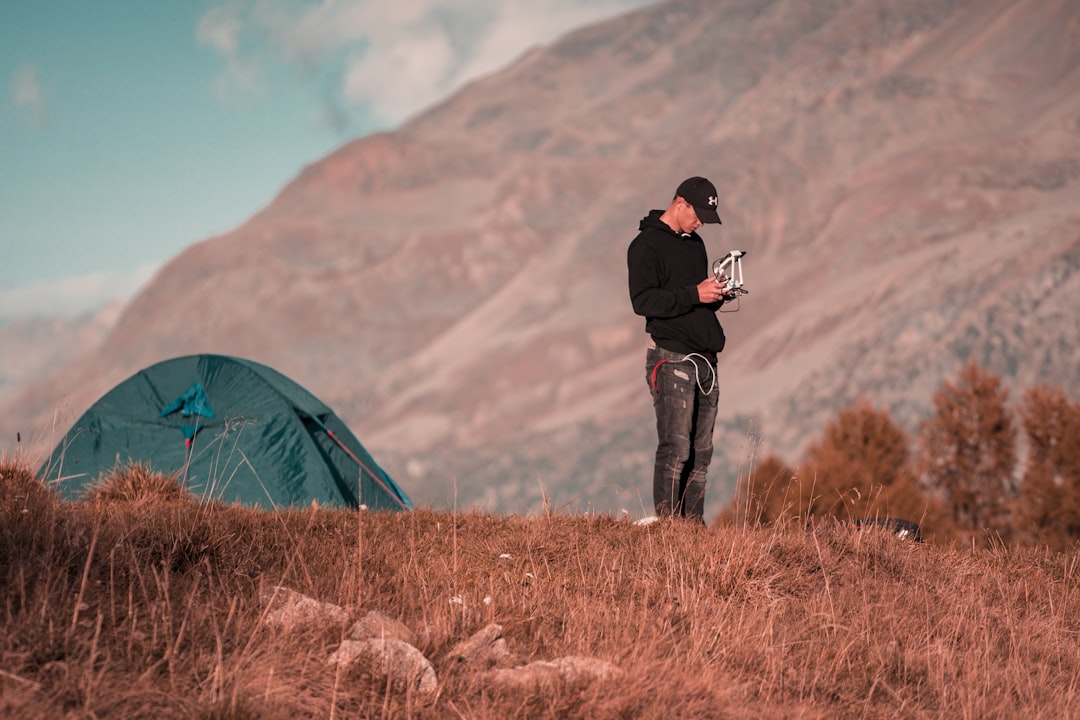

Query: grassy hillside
1,460,1077,718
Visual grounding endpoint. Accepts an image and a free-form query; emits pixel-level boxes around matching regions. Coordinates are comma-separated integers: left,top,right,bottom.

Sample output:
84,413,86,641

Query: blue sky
0,0,652,321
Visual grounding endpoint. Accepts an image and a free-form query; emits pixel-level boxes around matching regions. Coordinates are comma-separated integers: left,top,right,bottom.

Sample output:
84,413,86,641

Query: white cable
678,353,717,396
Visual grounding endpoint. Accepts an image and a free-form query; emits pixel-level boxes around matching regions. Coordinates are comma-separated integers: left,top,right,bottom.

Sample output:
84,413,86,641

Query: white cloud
197,2,261,101
452,2,643,83
197,0,652,129
197,3,244,56
12,64,46,127
0,263,161,321
340,20,457,121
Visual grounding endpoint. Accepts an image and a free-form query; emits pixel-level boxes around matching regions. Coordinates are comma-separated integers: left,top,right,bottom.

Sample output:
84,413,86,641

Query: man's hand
696,277,732,303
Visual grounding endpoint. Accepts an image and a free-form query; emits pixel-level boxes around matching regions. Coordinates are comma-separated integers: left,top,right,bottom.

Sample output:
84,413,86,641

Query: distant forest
720,359,1080,548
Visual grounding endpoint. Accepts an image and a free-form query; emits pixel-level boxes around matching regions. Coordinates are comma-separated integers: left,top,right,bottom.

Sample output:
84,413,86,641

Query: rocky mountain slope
0,302,122,406
4,0,1079,517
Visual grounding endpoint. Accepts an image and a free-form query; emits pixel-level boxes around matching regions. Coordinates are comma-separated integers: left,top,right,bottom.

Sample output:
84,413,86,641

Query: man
627,176,733,523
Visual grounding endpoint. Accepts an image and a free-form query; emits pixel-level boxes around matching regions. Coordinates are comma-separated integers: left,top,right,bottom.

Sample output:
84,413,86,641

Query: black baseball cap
675,176,722,224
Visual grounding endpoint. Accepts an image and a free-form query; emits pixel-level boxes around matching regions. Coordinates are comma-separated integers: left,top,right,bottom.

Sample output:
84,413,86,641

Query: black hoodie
627,210,726,357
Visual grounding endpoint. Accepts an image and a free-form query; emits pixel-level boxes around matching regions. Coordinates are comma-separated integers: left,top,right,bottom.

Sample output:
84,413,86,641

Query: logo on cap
708,196,718,207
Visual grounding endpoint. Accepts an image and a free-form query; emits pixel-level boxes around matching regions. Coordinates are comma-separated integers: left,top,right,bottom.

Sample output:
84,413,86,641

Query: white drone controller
712,250,749,296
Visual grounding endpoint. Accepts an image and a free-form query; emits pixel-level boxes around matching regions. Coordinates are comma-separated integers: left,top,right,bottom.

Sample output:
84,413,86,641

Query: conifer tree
1018,386,1080,549
718,453,797,526
917,359,1017,540
801,399,927,523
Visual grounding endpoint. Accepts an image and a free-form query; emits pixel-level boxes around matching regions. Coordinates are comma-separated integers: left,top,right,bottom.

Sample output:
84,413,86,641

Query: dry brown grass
82,462,194,506
2,459,1078,718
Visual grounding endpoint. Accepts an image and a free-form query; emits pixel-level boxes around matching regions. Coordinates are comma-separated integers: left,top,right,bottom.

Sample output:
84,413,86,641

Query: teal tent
39,354,412,511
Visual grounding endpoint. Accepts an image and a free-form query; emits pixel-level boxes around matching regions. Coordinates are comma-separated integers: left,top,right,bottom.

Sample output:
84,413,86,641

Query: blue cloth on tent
160,382,216,440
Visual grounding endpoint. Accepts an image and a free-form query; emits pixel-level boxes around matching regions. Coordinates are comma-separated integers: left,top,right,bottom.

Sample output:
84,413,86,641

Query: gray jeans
645,344,719,522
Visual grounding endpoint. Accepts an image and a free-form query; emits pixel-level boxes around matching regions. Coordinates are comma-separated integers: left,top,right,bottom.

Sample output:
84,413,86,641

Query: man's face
673,197,702,234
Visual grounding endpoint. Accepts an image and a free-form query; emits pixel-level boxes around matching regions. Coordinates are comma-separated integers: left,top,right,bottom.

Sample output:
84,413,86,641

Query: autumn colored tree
799,399,929,524
1016,386,1080,549
716,453,798,527
917,360,1017,542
